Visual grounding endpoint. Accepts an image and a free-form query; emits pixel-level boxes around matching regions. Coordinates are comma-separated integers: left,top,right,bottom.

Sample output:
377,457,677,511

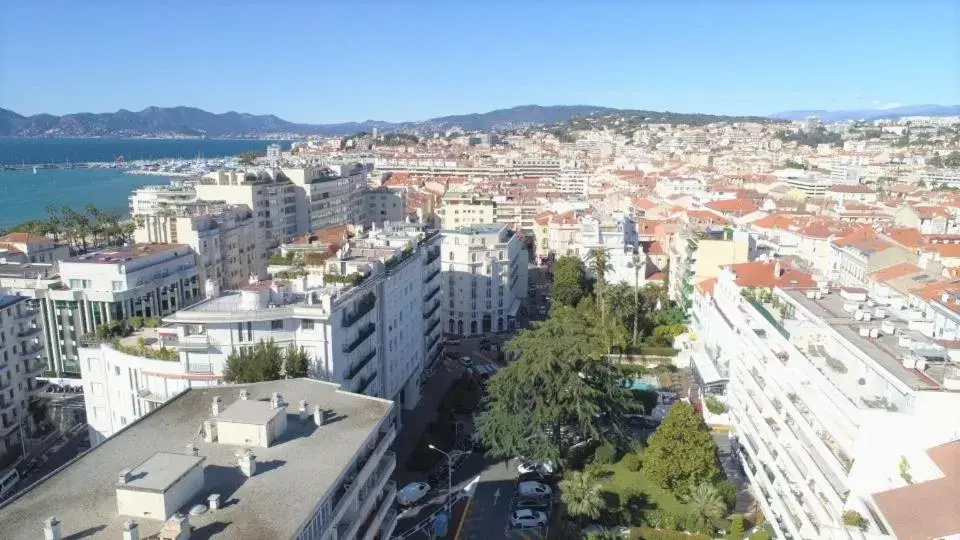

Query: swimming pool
626,377,660,391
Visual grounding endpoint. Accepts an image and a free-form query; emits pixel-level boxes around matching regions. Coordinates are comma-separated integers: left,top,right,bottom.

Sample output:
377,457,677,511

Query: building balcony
345,348,377,381
17,326,41,339
15,308,38,320
361,481,398,540
424,285,441,304
325,433,397,540
343,293,377,328
344,323,377,354
424,248,441,265
424,301,441,320
356,372,378,395
425,317,440,337
423,268,441,284
161,334,212,351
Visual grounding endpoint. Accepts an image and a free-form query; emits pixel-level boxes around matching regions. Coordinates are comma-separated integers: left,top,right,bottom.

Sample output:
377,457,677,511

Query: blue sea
0,138,288,228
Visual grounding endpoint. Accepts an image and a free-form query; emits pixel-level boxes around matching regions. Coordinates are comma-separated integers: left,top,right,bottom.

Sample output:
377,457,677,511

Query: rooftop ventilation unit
42,517,61,540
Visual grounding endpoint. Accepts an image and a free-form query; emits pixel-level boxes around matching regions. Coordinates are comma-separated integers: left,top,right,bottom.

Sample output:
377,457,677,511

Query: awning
690,347,726,386
508,299,522,318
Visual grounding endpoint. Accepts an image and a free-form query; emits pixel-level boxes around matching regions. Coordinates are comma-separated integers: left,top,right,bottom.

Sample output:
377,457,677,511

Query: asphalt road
4,425,90,500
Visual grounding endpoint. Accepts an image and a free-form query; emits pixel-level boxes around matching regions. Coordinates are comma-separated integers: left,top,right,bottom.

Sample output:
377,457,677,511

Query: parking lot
454,458,556,540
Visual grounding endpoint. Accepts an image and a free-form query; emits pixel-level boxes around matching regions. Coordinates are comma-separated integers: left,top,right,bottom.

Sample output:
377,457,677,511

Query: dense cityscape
0,106,958,540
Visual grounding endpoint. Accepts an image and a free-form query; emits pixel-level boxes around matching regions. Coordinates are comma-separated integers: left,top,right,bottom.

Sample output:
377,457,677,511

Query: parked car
458,356,474,369
518,481,552,498
444,338,462,346
518,460,555,476
510,509,548,528
513,497,550,510
582,524,606,536
396,482,431,506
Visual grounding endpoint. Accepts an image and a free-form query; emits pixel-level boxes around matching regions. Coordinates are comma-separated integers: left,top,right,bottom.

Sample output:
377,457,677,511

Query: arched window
497,318,504,332
449,319,455,333
482,314,492,333
457,320,464,334
448,251,454,261
470,320,477,334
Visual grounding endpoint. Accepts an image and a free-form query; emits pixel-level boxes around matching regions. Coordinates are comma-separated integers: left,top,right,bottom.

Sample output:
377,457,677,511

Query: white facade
654,177,704,198
692,269,960,539
442,224,528,336
0,295,46,462
79,228,442,442
43,244,202,376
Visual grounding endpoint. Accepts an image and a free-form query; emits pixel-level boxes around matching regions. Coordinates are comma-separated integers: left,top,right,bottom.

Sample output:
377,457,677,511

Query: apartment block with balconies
695,267,960,539
0,295,46,467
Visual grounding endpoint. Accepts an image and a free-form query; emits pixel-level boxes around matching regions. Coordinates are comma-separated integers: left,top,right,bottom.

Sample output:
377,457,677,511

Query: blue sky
2,1,957,123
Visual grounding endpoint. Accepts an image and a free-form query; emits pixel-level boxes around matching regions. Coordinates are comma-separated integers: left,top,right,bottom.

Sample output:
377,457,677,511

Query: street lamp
428,444,455,512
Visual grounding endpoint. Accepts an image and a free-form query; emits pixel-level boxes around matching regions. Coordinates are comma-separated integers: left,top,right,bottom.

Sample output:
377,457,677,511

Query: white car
518,481,552,498
510,509,547,528
396,482,431,506
517,460,555,476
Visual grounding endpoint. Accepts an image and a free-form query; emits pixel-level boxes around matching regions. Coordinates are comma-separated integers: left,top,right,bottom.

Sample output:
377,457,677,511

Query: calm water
0,138,288,228
0,137,286,166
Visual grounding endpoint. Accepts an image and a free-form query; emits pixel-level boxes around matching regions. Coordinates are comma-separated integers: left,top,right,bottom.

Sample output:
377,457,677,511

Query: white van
0,468,20,500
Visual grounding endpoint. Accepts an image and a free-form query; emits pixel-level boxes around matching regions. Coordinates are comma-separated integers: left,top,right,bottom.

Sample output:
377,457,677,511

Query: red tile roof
704,198,759,216
727,261,816,289
0,232,51,244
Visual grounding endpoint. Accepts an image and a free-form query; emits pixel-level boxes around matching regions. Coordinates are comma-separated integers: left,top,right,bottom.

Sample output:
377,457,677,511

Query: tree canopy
1,204,135,254
551,255,589,308
475,305,634,463
223,340,311,383
642,402,720,490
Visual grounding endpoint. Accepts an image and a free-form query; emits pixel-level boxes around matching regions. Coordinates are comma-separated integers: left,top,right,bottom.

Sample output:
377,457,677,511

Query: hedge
634,527,710,540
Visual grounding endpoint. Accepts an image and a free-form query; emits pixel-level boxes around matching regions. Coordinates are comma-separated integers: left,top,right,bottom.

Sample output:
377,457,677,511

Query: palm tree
627,253,645,345
559,470,604,527
684,483,726,534
44,204,61,242
587,248,610,325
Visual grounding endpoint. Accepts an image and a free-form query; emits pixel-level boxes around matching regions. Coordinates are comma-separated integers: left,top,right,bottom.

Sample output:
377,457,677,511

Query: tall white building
442,224,528,336
692,265,960,539
78,226,442,442
0,295,46,464
0,379,400,540
42,244,202,376
197,170,301,251
134,202,261,291
278,164,369,233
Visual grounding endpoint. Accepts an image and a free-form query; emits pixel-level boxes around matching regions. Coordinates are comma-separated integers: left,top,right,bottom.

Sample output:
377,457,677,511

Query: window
112,281,124,291
237,323,244,342
247,322,253,341
271,320,283,330
301,319,315,330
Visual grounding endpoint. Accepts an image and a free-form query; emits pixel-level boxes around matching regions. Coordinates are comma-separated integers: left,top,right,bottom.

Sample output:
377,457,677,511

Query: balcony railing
425,317,440,337
424,301,441,320
343,293,377,328
15,308,38,320
424,247,440,265
346,348,377,380
423,268,440,284
17,326,41,338
356,372,378,394
424,285,441,303
426,332,441,355
344,323,376,354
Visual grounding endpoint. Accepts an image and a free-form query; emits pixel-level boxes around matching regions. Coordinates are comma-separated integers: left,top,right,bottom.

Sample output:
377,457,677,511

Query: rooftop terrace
0,379,394,540
64,244,191,265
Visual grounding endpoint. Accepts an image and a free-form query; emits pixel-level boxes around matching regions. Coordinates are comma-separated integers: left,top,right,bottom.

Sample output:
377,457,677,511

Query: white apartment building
134,202,261,291
574,214,647,287
654,177,704,198
437,190,497,229
0,233,71,265
442,224,528,336
279,163,369,232
358,188,405,225
554,170,590,195
0,295,46,464
43,244,202,376
78,227,441,442
0,379,400,540
693,269,960,539
197,171,301,251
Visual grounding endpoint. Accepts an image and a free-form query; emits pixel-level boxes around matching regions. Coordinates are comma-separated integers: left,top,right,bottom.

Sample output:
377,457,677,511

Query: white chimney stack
298,400,308,421
122,520,140,540
159,514,190,540
203,419,217,443
239,389,249,400
43,517,61,540
211,396,222,417
186,443,198,456
118,468,132,485
313,405,323,426
774,261,782,278
208,493,221,511
270,392,284,409
238,449,257,477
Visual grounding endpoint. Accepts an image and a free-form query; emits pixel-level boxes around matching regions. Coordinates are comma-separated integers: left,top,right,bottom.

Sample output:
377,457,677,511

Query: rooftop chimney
185,443,198,456
207,493,221,512
118,468,132,485
43,517,61,540
313,405,323,426
774,261,782,278
122,520,140,540
298,400,308,421
239,389,249,401
203,419,217,443
237,449,257,477
270,392,284,409
159,513,190,540
211,396,222,417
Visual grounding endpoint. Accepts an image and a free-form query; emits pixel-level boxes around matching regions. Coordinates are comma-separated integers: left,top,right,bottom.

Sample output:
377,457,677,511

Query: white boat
32,167,37,175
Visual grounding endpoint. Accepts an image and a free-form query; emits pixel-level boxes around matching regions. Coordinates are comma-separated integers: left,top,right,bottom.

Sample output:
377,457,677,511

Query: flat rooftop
445,223,507,235
0,379,394,540
64,243,191,265
216,399,281,425
121,452,205,493
784,289,943,390
0,294,25,309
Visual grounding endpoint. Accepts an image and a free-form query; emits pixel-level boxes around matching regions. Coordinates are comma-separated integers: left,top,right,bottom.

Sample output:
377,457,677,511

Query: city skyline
2,0,957,123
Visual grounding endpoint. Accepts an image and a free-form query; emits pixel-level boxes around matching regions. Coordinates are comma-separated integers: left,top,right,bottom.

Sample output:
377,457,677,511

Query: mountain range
772,105,960,122
0,104,768,138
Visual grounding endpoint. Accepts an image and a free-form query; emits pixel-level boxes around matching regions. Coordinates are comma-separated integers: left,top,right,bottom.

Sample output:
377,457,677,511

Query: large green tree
551,255,588,308
475,306,634,463
559,470,604,527
223,340,312,383
642,402,720,490
587,248,610,325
